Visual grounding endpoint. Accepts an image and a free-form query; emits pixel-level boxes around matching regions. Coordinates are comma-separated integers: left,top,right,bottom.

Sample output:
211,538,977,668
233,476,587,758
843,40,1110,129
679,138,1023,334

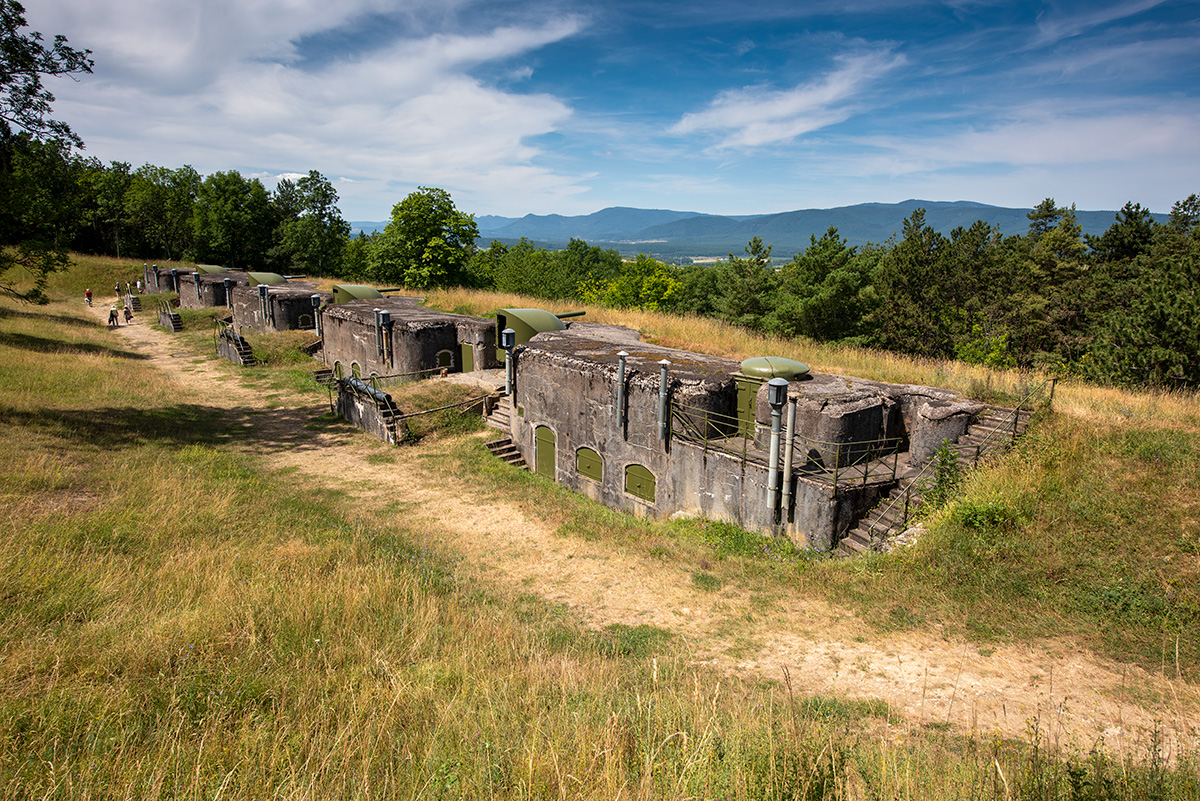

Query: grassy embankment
0,254,1194,797
428,287,1200,681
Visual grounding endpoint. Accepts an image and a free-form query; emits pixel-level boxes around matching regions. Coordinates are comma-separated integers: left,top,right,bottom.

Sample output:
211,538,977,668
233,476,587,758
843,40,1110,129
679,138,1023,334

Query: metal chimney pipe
616,351,628,431
311,295,322,336
780,398,797,529
501,328,516,394
657,359,671,442
766,378,789,523
378,310,392,364
372,308,382,358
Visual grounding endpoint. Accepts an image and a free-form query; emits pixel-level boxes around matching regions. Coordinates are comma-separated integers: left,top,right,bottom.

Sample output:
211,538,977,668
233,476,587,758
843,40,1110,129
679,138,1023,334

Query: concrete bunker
177,269,250,310
321,295,499,381
497,324,1011,552
230,278,332,335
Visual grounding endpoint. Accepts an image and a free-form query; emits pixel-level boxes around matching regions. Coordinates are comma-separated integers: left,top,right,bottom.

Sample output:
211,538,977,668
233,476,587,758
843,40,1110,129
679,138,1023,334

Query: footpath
92,301,1199,757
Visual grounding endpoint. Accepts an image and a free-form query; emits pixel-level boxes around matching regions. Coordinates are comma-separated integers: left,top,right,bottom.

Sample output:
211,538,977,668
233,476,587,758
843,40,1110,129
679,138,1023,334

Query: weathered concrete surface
177,271,249,309
144,264,192,294
215,328,255,366
335,381,405,445
909,400,983,464
322,297,498,378
752,372,963,467
231,283,331,334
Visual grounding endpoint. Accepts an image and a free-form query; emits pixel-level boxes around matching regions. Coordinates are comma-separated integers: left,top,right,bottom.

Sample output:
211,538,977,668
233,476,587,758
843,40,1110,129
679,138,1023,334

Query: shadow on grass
0,331,153,360
0,401,348,453
0,305,105,329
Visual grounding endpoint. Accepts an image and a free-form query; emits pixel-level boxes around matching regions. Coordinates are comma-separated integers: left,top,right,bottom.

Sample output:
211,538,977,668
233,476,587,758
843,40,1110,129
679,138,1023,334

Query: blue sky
29,0,1200,220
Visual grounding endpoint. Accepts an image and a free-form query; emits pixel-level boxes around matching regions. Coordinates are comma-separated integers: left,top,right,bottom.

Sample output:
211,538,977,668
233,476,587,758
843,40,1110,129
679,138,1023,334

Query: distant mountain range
352,200,1168,259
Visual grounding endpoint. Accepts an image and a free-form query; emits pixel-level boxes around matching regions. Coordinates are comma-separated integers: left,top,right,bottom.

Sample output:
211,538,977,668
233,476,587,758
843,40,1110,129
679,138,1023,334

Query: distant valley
353,199,1168,260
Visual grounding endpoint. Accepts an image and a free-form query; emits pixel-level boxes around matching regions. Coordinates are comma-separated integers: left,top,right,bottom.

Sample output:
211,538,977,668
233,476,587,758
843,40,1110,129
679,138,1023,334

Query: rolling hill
355,199,1168,259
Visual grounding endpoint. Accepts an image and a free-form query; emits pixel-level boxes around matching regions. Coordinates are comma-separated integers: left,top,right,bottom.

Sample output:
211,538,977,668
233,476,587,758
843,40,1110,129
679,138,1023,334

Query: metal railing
859,375,1058,546
669,401,905,488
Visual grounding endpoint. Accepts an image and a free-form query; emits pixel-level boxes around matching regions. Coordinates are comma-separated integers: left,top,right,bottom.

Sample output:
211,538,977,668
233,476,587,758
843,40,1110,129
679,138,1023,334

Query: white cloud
1031,0,1168,47
28,1,587,217
671,51,905,148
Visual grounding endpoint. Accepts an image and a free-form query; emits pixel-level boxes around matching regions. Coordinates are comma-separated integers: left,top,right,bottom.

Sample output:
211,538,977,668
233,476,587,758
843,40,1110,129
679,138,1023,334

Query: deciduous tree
372,186,477,288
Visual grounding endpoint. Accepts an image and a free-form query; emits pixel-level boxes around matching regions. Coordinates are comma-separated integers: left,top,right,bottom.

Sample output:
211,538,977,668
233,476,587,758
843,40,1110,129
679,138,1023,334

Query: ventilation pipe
372,308,383,359
657,360,671,442
766,378,789,523
780,397,797,529
378,309,392,365
616,351,628,431
169,267,178,292
311,295,323,336
223,277,232,309
194,271,202,300
501,328,516,394
258,284,269,321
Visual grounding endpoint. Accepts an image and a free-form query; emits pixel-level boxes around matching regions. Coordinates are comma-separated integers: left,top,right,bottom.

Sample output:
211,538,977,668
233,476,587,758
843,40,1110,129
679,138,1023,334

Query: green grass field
0,254,1195,798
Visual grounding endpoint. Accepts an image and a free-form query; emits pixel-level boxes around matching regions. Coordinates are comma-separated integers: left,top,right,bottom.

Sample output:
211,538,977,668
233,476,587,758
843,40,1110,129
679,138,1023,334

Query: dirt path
98,304,1199,758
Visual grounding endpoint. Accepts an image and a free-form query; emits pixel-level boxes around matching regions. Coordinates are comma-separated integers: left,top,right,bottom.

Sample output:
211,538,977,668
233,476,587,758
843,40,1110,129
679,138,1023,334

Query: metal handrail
860,375,1058,545
669,401,905,485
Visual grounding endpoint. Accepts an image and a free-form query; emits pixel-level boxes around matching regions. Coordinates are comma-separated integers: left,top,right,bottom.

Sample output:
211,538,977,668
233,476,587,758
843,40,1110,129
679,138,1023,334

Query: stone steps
485,437,526,469
486,395,513,431
836,402,1035,557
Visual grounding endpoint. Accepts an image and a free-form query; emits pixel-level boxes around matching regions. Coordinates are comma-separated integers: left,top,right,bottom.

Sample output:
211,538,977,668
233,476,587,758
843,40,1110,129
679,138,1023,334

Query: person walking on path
108,305,119,327
84,288,92,306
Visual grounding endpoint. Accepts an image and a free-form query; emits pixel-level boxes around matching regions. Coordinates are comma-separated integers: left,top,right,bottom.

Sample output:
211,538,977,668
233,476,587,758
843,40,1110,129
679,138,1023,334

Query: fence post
832,442,841,492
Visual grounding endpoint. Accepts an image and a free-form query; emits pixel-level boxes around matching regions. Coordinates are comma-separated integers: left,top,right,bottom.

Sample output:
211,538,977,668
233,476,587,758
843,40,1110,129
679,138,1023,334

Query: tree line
0,0,1195,388
5,135,1198,388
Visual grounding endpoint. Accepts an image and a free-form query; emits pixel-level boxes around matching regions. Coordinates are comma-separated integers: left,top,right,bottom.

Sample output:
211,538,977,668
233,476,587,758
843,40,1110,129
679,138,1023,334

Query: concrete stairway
486,394,513,431
312,367,335,387
485,436,526,469
158,303,183,332
946,406,1035,469
222,330,257,366
836,404,1035,557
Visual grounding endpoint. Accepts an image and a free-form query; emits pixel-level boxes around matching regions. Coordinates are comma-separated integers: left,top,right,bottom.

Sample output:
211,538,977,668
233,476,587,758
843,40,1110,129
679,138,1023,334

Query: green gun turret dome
247,272,287,286
739,356,811,380
332,284,385,304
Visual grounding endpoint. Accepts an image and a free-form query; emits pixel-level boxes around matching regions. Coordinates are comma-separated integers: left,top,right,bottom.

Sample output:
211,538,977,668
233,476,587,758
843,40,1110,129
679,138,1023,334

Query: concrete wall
230,284,330,334
507,329,982,551
321,298,498,378
177,273,248,309
509,342,891,549
335,381,405,445
216,329,254,366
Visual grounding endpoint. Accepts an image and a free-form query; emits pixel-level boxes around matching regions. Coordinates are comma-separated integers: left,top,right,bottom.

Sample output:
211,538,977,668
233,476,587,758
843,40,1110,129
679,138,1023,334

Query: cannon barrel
346,376,393,406
554,310,586,320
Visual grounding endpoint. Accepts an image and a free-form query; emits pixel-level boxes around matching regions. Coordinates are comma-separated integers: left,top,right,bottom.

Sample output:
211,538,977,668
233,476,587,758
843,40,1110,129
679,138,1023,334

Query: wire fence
669,401,905,488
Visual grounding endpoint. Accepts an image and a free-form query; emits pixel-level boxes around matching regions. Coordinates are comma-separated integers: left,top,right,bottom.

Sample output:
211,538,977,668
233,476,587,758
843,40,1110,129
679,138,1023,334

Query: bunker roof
522,329,740,385
324,296,491,331
190,270,249,285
